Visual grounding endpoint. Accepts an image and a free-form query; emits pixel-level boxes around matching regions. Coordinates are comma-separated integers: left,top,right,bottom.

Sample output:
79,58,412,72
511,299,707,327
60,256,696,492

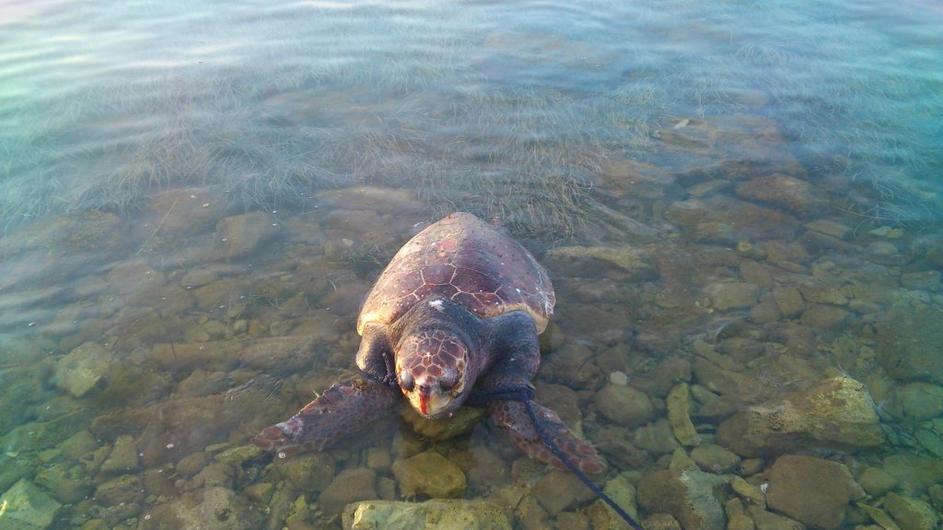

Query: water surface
1,0,942,528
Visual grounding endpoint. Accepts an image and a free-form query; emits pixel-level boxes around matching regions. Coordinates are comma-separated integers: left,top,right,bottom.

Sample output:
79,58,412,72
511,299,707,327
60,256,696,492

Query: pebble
638,469,727,530
634,419,680,455
772,286,805,318
805,220,851,240
594,384,654,428
216,211,280,258
884,492,939,530
766,454,864,529
895,382,943,420
901,270,941,291
318,468,377,514
53,342,114,397
342,500,511,530
392,451,466,498
747,505,804,530
0,479,62,530
609,371,628,386
99,435,140,475
800,304,849,330
643,512,682,530
731,476,766,507
275,452,335,493
669,448,698,471
705,282,760,311
532,471,595,514
690,444,740,473
666,383,700,447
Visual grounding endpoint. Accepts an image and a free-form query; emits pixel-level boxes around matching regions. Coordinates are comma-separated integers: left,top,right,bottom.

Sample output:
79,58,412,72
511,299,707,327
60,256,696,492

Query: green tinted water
1,0,942,528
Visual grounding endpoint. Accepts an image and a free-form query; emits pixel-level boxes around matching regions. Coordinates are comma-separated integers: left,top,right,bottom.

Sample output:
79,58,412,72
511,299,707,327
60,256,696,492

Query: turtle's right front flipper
253,376,399,456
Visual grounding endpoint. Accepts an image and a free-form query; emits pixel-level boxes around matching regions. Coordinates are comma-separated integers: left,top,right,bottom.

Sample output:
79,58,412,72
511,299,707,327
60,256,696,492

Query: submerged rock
34,464,93,504
883,492,939,530
881,455,943,492
0,479,62,530
766,455,864,529
857,467,898,497
666,383,700,447
594,384,654,428
642,512,682,530
99,435,140,475
392,451,466,498
705,282,760,311
638,469,727,530
747,505,805,530
143,186,231,238
716,376,885,456
319,468,377,514
532,471,596,514
0,454,31,493
140,486,263,530
342,499,511,530
772,286,805,319
216,211,280,259
400,406,484,441
94,474,143,506
805,219,851,240
274,452,335,493
544,246,657,281
53,342,114,397
634,419,680,456
900,270,941,291
875,306,943,384
664,196,799,244
690,445,740,473
734,174,825,216
894,382,943,420
800,304,849,331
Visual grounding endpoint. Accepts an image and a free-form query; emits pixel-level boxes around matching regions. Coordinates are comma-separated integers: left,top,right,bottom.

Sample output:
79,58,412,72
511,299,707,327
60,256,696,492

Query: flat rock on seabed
638,469,727,530
392,451,467,498
139,486,262,530
716,376,885,456
53,341,114,397
216,211,280,258
342,500,511,530
766,454,864,529
875,306,943,384
0,479,62,529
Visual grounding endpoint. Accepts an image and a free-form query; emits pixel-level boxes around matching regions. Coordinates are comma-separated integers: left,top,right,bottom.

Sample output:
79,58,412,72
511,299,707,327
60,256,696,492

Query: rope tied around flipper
467,386,644,530
362,359,643,530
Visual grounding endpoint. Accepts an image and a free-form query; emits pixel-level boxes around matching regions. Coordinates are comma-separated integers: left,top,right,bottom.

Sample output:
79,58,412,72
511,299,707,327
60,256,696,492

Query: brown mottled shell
357,212,555,335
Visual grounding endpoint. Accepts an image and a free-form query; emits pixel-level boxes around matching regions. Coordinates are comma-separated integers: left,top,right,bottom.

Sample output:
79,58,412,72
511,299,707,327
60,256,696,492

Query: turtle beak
408,379,453,419
418,387,432,416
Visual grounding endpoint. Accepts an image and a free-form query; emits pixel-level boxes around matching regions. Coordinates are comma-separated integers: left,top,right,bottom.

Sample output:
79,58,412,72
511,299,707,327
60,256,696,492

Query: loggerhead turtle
253,212,604,473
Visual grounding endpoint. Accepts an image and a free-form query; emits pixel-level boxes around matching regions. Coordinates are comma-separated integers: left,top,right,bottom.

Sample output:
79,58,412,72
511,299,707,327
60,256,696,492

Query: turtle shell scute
357,213,554,334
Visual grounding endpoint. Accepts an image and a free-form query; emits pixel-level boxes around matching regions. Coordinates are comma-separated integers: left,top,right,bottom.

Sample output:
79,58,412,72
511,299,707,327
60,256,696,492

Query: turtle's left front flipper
253,376,399,456
489,399,606,475
480,311,605,474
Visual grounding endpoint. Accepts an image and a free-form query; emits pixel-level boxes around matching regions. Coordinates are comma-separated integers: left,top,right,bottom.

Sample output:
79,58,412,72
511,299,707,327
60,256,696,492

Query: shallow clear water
1,0,942,528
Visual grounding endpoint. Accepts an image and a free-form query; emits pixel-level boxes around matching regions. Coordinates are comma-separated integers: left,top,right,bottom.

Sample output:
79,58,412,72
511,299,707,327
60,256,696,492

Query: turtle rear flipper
253,376,399,455
489,400,606,475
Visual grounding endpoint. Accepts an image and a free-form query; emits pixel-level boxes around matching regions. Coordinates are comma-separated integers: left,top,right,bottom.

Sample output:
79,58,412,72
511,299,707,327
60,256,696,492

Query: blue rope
364,364,643,529
469,387,644,530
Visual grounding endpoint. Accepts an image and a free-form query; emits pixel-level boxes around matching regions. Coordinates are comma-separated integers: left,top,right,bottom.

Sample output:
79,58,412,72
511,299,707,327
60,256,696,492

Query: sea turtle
253,212,604,473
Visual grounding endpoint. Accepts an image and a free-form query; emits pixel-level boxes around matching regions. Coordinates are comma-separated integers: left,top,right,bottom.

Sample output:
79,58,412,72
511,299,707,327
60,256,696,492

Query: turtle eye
438,370,458,391
399,372,415,391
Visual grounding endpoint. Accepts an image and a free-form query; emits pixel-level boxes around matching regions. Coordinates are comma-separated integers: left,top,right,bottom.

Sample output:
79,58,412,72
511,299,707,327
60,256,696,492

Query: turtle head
395,329,470,419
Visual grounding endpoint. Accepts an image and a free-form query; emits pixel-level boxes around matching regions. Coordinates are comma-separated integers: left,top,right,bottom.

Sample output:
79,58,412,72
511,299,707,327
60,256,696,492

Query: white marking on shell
428,299,445,312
